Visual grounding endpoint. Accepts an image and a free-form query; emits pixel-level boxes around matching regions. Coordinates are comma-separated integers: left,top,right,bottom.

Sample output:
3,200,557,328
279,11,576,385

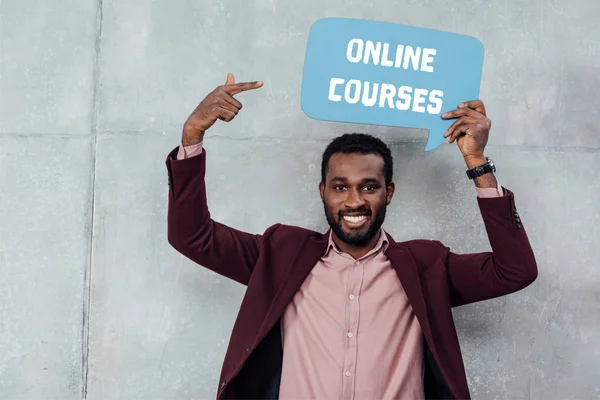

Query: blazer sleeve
435,188,538,307
165,146,277,286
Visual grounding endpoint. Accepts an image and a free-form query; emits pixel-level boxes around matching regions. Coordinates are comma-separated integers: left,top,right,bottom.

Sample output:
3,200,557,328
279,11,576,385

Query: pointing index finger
224,80,264,95
458,99,486,115
441,107,482,119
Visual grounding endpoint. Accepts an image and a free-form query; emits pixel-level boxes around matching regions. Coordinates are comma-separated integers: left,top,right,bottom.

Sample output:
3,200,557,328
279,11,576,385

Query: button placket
341,258,363,399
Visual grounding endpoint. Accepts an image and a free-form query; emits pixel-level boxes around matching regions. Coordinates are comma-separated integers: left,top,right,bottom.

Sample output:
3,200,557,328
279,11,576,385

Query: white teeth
343,215,367,223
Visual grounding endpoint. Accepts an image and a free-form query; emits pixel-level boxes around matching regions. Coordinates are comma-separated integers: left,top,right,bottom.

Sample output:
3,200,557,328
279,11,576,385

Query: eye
333,184,346,191
363,185,377,191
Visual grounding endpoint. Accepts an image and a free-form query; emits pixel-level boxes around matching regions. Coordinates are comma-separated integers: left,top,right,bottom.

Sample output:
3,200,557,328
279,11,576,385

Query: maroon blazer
165,147,538,399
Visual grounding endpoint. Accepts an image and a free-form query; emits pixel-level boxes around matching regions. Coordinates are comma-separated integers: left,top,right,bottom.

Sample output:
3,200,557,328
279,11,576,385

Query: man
165,73,537,399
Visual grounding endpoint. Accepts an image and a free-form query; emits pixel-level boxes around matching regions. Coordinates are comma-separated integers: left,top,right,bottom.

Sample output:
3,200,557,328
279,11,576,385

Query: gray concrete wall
1,0,598,398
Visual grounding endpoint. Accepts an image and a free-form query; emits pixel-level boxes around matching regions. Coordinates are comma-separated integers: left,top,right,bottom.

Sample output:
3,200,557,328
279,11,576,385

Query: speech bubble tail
424,129,446,151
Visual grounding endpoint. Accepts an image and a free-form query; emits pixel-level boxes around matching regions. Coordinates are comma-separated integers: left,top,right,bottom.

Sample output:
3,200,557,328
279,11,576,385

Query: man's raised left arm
435,100,538,307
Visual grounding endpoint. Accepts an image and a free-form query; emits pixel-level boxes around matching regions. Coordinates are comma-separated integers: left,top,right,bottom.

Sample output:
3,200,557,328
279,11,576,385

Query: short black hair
321,133,393,186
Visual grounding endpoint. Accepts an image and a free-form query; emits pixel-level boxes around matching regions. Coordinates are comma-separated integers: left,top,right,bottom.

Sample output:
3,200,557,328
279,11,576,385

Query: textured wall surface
1,0,599,399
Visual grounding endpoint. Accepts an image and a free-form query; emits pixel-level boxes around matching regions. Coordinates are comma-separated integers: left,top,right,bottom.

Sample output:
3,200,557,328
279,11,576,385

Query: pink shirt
177,141,502,399
279,228,424,399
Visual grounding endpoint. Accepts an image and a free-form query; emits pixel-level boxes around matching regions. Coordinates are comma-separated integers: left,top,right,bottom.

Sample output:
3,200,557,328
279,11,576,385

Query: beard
324,203,386,246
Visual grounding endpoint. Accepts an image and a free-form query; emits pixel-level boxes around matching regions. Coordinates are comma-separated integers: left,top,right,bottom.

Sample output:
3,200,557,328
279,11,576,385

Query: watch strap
466,157,495,180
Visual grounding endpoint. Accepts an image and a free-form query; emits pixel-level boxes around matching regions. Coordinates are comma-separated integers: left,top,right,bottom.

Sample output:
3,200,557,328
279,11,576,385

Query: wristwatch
466,157,496,179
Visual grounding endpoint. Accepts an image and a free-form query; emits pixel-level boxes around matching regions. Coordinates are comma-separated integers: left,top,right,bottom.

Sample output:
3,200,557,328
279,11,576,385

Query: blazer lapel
256,231,329,341
384,235,434,348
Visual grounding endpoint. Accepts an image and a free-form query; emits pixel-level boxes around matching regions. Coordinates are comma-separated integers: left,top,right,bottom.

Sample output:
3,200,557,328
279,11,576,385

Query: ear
386,182,395,205
319,181,325,202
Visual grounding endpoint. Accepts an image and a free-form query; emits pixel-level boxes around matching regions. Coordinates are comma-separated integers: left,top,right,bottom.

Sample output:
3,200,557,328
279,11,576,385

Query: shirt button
349,294,355,300
355,261,360,266
347,332,353,338
345,371,351,377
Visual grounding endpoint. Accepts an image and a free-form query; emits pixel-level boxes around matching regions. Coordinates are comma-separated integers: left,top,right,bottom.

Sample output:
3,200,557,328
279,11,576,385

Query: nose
344,188,366,209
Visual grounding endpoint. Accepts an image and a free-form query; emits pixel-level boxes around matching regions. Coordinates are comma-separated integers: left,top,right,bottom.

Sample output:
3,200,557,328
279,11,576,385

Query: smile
342,215,369,228
343,215,367,223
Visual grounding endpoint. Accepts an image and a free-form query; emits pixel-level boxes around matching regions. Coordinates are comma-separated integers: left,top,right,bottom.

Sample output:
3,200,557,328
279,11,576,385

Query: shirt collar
323,227,389,258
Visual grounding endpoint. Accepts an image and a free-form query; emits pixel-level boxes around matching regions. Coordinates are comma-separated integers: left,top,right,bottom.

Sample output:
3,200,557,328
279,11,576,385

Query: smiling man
165,74,538,400
321,146,392,257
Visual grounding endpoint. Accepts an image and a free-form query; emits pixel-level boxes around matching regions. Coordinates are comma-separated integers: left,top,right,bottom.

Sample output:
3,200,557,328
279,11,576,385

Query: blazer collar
257,231,329,340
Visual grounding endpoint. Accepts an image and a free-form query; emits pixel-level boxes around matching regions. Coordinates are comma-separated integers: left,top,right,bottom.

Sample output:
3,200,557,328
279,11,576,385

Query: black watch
466,157,496,180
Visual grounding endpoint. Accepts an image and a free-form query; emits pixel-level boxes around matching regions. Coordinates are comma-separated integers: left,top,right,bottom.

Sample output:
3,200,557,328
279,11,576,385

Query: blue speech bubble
301,18,485,151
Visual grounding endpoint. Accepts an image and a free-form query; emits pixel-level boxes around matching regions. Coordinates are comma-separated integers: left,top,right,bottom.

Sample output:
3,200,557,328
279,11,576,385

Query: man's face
319,152,394,246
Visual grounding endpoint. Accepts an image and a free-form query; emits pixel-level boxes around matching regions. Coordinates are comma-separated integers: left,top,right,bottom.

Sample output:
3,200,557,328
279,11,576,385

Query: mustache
339,207,372,217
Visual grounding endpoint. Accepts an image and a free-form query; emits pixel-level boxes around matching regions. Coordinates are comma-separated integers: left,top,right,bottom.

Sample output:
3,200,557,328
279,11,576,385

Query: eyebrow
329,177,381,184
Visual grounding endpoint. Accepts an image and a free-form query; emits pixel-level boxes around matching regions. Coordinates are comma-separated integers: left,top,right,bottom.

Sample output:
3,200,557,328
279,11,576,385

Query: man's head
319,133,395,247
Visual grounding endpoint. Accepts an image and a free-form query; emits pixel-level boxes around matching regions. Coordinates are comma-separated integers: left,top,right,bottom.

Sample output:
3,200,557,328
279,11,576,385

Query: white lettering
427,90,444,114
326,78,445,116
379,84,396,108
344,80,362,103
421,48,436,72
394,45,405,68
381,43,393,67
412,89,428,112
361,82,379,107
363,40,382,65
344,39,438,72
346,39,363,63
396,86,412,110
403,46,421,70
328,78,345,101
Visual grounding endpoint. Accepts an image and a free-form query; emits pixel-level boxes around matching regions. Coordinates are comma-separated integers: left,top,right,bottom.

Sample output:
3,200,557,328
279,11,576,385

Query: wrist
464,154,487,169
182,135,203,147
181,125,204,147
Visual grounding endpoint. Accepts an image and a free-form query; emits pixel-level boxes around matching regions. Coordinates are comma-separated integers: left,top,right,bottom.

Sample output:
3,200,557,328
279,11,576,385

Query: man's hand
441,99,491,165
442,99,498,189
182,73,263,146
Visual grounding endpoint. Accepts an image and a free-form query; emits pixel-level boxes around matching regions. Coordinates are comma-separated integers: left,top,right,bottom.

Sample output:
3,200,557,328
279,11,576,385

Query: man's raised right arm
166,74,267,286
